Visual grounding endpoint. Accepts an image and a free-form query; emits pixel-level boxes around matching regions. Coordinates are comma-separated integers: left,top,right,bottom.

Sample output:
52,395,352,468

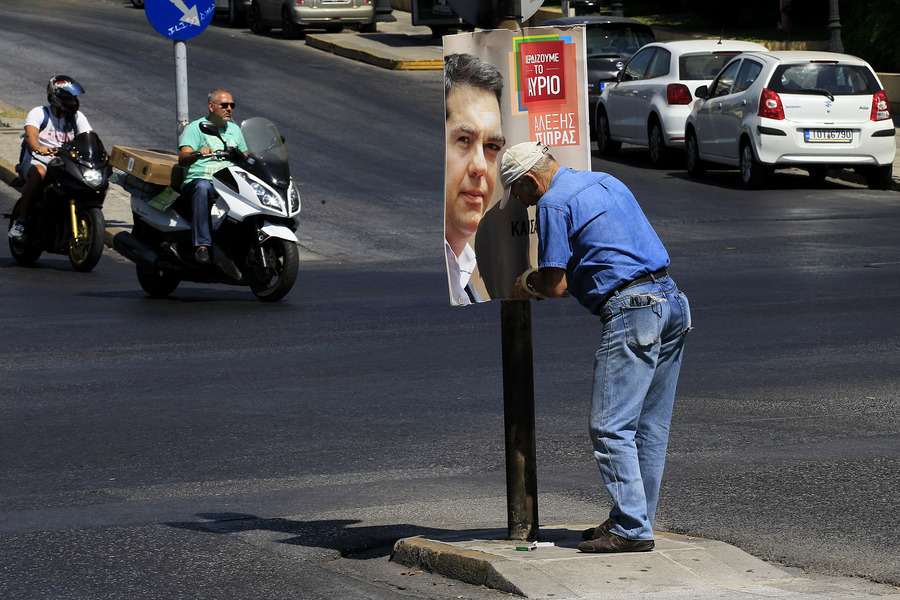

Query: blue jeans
592,275,691,541
181,178,218,248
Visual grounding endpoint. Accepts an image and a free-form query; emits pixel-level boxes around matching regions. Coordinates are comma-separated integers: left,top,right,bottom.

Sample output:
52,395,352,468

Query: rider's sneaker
8,218,26,240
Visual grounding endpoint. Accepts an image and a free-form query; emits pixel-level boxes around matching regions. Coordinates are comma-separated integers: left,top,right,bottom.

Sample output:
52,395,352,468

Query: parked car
540,16,655,135
684,51,895,189
248,0,375,38
215,0,253,27
596,39,768,166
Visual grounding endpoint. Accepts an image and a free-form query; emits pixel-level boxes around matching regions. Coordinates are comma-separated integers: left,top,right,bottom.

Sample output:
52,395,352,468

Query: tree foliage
841,0,900,72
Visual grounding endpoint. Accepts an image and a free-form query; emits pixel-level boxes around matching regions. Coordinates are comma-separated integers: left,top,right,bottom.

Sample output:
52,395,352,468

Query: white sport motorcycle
113,117,301,302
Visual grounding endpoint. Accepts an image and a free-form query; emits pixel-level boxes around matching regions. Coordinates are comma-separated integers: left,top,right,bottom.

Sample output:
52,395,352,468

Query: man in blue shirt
178,89,247,264
502,142,691,554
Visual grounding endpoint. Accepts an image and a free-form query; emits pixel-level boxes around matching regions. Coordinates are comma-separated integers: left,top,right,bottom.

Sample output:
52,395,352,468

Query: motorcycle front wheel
136,264,181,298
248,238,299,302
69,207,105,272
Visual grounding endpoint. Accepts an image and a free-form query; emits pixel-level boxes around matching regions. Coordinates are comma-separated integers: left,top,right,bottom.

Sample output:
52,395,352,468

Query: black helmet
47,75,85,112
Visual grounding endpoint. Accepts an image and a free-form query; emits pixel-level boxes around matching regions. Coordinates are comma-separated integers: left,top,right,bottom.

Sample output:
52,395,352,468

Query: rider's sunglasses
218,102,236,109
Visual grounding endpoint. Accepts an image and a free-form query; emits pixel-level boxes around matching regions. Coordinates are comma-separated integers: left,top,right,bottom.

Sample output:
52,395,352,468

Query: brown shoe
578,532,654,553
581,519,614,540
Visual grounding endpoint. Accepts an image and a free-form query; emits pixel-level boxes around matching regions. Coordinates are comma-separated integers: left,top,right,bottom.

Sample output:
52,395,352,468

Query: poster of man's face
443,28,590,307
445,80,505,250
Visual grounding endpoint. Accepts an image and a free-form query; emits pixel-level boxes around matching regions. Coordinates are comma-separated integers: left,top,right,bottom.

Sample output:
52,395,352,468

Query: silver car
248,0,375,38
596,39,767,167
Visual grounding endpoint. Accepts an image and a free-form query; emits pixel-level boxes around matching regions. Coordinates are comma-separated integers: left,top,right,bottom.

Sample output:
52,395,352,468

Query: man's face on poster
445,84,505,247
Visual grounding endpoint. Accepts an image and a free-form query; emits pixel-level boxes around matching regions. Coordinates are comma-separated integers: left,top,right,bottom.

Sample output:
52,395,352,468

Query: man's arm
510,266,567,300
178,144,211,167
24,124,51,156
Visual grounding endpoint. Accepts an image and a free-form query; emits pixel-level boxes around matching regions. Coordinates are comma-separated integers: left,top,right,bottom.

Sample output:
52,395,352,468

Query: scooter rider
177,89,247,264
9,75,93,240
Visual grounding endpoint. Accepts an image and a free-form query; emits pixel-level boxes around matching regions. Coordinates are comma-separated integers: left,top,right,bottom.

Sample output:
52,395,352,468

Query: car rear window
678,52,745,80
585,24,655,60
768,63,880,96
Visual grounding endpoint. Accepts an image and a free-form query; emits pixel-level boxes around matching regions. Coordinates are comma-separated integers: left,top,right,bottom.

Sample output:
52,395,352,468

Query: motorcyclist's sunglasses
218,102,236,109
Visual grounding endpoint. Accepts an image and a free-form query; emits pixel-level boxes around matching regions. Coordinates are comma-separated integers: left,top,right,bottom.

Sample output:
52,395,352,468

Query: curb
304,34,442,70
0,156,17,187
392,536,521,595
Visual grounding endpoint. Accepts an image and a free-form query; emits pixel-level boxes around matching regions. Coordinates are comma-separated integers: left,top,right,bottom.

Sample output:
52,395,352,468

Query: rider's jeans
182,178,218,248
591,275,691,541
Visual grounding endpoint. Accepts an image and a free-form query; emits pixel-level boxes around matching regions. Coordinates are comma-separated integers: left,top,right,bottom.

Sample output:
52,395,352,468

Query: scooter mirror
199,121,223,139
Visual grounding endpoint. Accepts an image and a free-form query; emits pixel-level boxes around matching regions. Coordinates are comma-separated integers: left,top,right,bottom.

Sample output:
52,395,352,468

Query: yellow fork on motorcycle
69,199,83,243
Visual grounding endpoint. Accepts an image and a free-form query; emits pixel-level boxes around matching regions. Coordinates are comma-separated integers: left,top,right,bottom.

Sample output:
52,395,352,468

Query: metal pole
500,299,539,541
174,40,190,144
827,0,843,53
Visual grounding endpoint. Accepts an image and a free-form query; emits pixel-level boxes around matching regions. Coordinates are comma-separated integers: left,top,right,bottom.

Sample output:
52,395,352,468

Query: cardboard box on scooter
110,146,179,186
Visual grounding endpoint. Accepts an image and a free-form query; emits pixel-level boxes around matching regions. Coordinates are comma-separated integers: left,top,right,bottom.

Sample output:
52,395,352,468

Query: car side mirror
694,85,709,100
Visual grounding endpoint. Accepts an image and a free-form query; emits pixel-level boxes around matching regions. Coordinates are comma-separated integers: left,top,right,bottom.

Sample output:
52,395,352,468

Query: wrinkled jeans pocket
622,296,663,348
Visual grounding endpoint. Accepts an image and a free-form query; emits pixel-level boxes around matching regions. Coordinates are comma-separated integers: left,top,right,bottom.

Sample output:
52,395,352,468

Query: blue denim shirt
536,167,670,314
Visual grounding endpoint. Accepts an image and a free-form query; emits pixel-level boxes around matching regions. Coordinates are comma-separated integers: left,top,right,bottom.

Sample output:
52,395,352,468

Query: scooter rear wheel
69,207,105,272
136,264,181,298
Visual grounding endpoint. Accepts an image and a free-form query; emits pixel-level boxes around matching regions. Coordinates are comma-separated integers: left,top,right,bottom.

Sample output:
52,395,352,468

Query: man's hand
227,146,245,163
510,272,544,301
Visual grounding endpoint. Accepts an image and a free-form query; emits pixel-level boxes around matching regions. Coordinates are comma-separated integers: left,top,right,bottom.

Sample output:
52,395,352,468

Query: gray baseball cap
500,141,550,188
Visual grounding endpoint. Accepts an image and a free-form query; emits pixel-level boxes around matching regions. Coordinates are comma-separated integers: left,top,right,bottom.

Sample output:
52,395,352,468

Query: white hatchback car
596,39,767,167
684,51,896,189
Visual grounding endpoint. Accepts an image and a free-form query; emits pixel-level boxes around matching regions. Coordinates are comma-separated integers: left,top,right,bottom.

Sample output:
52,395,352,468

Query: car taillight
666,83,692,105
758,88,784,120
871,90,890,121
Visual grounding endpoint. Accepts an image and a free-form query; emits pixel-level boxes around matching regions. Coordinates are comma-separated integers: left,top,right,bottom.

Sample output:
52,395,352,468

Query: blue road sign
145,0,215,41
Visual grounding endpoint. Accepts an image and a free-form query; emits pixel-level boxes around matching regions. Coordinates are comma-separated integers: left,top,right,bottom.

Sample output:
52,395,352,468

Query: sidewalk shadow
165,512,450,558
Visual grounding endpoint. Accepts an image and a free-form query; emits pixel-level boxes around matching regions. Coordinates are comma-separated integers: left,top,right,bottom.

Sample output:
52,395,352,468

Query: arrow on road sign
169,0,200,26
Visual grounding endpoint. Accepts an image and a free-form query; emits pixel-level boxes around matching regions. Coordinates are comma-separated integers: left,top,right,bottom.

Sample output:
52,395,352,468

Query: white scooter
112,117,301,302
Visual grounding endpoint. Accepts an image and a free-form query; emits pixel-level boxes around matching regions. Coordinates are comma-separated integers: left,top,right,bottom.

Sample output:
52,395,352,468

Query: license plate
804,129,852,143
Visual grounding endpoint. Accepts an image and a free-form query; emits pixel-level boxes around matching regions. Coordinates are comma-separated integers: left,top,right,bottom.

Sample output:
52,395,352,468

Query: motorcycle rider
177,89,247,264
9,75,93,240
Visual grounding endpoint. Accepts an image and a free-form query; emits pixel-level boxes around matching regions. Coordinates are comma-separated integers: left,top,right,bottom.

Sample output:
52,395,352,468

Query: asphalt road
1,1,899,598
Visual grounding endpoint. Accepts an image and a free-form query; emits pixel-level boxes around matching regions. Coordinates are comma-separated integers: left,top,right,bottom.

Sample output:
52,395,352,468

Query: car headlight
84,169,105,188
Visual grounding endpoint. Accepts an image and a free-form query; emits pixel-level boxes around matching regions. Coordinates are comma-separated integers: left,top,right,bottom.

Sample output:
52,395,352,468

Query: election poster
443,27,590,306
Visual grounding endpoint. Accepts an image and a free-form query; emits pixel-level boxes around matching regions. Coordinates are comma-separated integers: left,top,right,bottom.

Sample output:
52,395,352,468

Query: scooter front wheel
136,264,181,298
248,238,299,302
69,207,105,272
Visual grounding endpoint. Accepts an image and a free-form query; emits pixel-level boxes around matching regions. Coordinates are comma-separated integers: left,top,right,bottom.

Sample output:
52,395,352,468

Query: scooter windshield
66,131,108,166
241,117,290,187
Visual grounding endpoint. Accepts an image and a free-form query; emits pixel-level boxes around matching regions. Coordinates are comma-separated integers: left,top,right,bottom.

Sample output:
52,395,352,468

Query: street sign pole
500,299,539,540
174,41,189,143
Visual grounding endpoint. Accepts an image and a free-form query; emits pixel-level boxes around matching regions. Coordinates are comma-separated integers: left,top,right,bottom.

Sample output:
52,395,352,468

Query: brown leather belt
619,268,668,292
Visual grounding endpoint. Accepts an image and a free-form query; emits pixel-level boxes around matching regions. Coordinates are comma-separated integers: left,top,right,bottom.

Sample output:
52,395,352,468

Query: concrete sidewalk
391,525,900,599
